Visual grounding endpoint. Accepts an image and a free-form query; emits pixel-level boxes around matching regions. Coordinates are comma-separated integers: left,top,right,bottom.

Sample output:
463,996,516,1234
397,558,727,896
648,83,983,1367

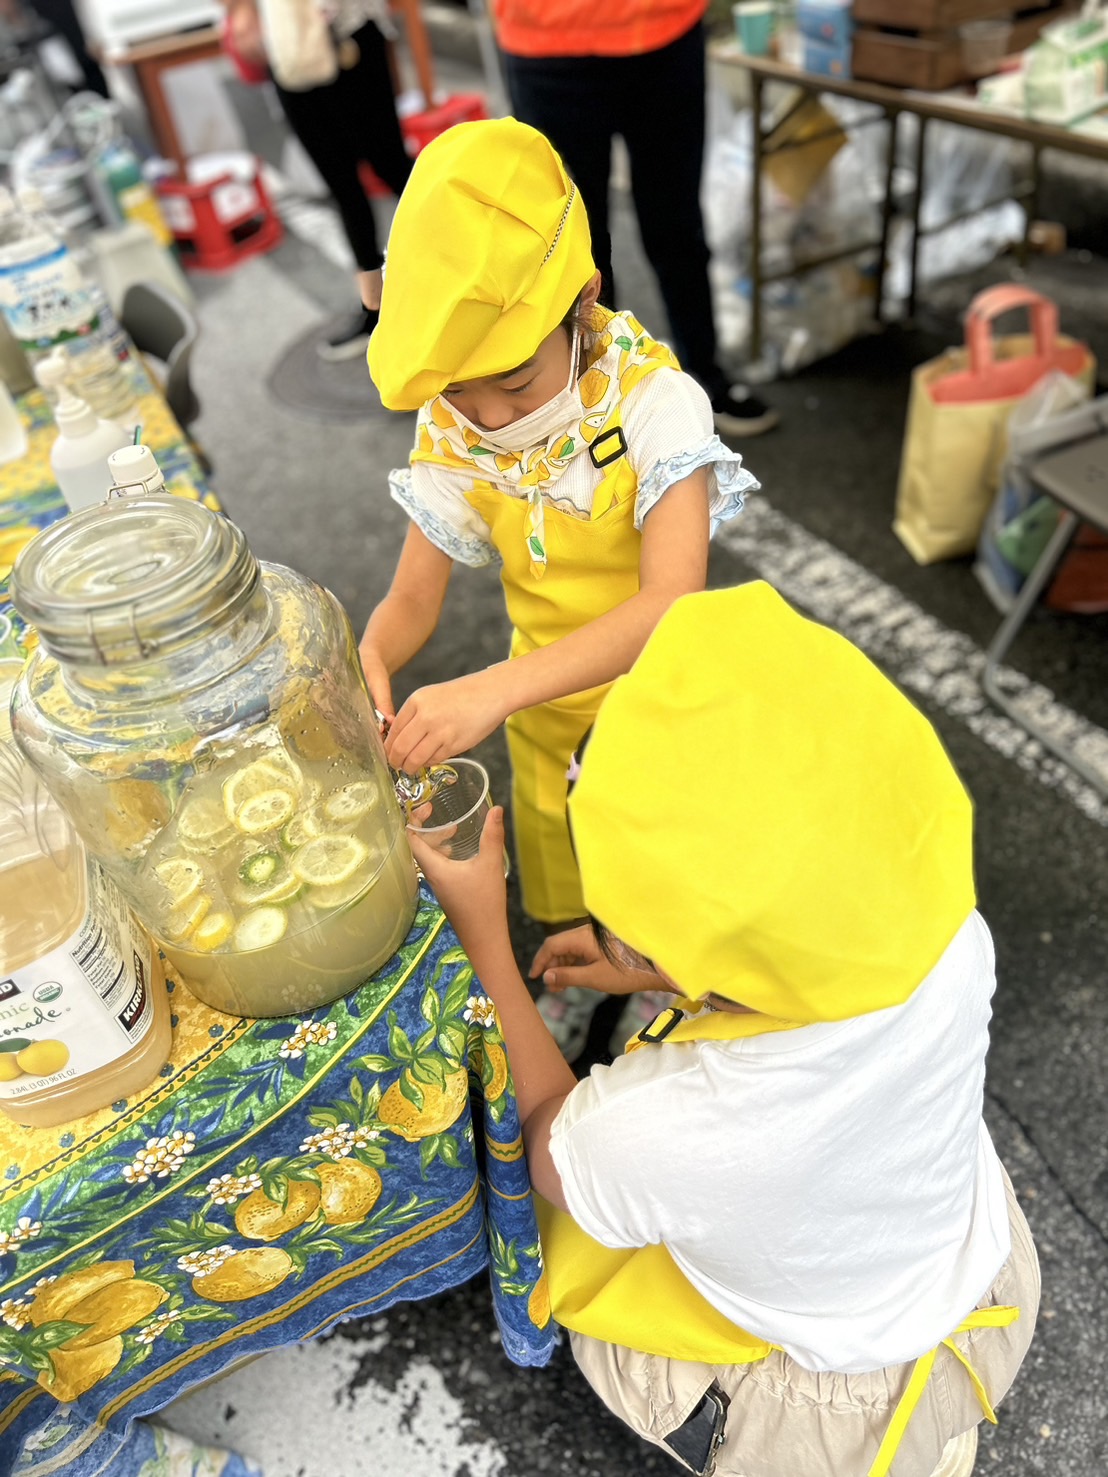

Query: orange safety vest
492,0,708,59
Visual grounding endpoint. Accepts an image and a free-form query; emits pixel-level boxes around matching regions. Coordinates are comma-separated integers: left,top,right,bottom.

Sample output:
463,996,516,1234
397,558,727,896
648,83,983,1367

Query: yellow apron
462,373,672,924
536,1003,1020,1477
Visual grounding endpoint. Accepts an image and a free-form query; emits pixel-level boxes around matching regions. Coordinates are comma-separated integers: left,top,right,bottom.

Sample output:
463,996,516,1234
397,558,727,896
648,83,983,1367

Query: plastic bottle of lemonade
0,653,172,1128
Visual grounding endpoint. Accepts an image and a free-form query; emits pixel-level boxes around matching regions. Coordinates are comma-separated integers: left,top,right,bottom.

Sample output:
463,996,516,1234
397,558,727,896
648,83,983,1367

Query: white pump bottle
37,350,132,512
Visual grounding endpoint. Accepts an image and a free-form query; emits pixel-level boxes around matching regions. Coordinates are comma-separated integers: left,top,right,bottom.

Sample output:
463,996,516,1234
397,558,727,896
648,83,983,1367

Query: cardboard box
1024,12,1108,124
804,33,853,76
796,0,853,46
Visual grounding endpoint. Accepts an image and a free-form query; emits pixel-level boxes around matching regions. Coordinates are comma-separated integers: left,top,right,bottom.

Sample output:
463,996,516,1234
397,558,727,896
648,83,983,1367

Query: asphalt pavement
159,69,1106,1477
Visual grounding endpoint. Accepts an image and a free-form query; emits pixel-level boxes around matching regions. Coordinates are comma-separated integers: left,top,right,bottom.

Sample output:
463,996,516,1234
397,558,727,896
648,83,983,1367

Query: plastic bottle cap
107,443,164,492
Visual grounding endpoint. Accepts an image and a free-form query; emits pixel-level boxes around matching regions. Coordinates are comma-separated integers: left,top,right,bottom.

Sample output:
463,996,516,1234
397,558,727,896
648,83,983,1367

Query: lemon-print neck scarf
410,307,679,578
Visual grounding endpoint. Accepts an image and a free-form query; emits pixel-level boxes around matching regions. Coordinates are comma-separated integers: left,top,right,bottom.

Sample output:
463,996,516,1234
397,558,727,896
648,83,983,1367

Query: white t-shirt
549,911,1012,1374
390,367,757,567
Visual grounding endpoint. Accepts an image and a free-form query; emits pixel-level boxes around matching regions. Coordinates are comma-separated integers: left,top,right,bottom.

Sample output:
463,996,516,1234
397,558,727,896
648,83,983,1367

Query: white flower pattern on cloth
279,1020,338,1060
206,1172,263,1205
177,1245,235,1277
463,994,497,1028
300,1123,381,1160
0,1217,43,1251
123,1130,197,1184
134,1309,181,1345
0,1275,56,1330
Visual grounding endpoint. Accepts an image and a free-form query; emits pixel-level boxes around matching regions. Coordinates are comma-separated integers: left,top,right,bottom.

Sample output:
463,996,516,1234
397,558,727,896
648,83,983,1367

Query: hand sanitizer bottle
37,350,131,512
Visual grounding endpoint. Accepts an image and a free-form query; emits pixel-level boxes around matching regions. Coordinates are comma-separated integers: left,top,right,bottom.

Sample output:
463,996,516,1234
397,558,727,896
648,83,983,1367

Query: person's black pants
501,22,728,400
274,21,412,273
25,0,109,96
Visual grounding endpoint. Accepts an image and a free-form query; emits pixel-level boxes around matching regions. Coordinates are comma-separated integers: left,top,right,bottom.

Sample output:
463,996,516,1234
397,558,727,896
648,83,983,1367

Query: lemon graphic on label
0,1053,23,1081
16,1039,70,1077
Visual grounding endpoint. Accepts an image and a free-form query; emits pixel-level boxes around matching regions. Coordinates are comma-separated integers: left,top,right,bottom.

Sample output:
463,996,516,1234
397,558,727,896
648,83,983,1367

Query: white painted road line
716,498,1108,826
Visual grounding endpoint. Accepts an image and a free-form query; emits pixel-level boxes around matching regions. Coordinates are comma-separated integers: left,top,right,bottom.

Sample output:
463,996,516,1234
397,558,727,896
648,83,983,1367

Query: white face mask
451,324,582,455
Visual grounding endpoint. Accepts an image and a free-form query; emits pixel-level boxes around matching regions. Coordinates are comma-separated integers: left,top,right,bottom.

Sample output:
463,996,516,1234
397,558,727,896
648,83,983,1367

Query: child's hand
530,925,661,996
408,805,509,940
358,642,394,724
387,670,507,772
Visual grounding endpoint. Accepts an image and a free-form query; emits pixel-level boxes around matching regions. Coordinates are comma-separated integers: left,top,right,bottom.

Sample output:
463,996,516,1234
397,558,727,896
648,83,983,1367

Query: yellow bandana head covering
368,118,595,412
569,582,975,1023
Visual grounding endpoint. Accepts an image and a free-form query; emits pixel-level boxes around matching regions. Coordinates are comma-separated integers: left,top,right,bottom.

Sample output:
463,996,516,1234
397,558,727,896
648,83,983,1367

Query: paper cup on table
407,757,493,861
733,1,775,56
959,19,1012,76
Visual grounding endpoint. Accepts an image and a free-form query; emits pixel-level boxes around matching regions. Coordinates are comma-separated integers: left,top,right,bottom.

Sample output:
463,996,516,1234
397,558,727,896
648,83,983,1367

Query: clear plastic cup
407,757,492,861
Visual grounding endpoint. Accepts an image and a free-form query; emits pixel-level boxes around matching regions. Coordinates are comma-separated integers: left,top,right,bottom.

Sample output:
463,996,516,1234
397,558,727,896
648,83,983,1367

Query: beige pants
570,1172,1039,1477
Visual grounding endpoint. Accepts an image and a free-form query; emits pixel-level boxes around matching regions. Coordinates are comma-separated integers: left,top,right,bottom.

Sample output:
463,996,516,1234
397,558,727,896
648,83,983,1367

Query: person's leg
500,50,617,306
24,0,110,96
275,65,391,357
619,23,778,435
343,21,413,201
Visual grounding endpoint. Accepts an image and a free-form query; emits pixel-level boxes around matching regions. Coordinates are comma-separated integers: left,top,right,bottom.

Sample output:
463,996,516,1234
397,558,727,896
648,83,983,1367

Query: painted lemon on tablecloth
191,1246,294,1302
37,1336,124,1402
62,1278,168,1350
234,1179,320,1241
527,1273,551,1329
379,1066,469,1142
29,1262,134,1325
316,1160,382,1224
472,1040,509,1103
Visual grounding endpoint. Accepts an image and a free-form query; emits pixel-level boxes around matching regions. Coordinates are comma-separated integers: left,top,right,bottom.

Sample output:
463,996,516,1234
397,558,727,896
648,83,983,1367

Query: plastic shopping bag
893,285,1095,564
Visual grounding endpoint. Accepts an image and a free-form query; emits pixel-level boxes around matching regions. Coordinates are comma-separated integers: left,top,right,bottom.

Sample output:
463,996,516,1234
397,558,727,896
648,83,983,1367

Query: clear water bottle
0,186,134,422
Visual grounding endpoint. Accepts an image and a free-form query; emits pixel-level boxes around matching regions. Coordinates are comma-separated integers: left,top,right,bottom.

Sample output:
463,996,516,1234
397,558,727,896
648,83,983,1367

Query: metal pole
907,115,927,322
750,70,764,366
466,0,508,116
1019,143,1042,269
873,109,898,327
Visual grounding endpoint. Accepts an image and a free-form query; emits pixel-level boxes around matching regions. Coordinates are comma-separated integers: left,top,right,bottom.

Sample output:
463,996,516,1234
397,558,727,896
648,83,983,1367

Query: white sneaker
929,1427,978,1477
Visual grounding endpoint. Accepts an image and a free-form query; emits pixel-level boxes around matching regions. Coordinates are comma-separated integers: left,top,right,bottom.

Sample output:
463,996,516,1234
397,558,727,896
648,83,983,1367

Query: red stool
155,159,284,272
360,92,489,198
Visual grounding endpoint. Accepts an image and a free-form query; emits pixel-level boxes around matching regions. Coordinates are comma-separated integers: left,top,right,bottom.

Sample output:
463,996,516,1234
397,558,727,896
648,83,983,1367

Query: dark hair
561,287,601,368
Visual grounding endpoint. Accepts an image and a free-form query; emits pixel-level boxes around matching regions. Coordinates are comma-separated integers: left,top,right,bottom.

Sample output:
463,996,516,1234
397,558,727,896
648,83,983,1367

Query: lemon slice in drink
309,870,372,911
177,795,233,852
154,857,204,907
233,907,288,953
233,788,296,836
192,911,234,953
222,757,300,826
291,834,369,887
165,892,212,943
231,869,304,908
280,804,328,851
322,782,376,826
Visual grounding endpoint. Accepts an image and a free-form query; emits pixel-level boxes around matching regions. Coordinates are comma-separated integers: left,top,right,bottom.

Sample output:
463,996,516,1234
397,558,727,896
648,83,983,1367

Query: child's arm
408,810,578,1211
386,468,710,771
358,523,454,720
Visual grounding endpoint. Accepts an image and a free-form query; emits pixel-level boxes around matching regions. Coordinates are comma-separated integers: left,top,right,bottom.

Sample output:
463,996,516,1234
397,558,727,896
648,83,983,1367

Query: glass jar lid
10,496,259,666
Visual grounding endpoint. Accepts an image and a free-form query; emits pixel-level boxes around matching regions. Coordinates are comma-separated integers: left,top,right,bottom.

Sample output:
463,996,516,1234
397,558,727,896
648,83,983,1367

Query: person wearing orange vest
492,0,779,440
409,581,1039,1477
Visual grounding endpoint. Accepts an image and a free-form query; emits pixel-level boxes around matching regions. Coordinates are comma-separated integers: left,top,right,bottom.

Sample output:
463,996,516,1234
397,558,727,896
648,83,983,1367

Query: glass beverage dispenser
9,495,417,1018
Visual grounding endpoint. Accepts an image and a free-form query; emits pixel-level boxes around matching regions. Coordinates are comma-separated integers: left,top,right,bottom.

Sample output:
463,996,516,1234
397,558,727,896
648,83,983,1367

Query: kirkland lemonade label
0,861,154,1098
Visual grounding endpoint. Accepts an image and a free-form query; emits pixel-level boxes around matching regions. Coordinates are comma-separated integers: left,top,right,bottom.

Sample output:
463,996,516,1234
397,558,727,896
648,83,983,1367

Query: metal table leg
907,116,928,322
981,508,1107,794
750,70,765,366
873,109,898,327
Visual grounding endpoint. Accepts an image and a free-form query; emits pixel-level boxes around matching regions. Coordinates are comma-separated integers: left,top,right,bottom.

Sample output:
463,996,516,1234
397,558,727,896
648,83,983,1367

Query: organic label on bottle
0,239,97,352
0,861,154,1098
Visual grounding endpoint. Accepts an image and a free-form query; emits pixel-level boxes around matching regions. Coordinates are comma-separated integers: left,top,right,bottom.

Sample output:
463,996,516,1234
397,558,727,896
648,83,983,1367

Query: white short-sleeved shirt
549,911,1012,1375
390,368,757,566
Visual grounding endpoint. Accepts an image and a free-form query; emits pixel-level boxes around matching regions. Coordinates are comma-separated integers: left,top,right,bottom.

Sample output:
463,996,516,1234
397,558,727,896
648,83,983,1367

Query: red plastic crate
155,160,283,272
361,92,489,197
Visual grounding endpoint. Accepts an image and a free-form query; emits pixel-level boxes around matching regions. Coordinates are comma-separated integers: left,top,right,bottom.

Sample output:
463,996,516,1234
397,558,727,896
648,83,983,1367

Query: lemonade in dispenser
9,495,418,1018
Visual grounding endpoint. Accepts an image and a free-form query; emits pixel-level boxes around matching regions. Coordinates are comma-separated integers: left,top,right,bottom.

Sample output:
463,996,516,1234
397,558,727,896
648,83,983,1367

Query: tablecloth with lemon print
0,375,556,1477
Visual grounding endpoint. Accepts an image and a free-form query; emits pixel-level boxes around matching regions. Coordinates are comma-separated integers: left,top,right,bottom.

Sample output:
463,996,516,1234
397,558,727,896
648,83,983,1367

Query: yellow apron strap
866,1306,1020,1477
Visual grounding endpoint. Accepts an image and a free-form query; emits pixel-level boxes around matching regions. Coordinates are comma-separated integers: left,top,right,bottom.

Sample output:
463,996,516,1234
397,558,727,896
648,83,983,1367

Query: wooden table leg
132,56,188,174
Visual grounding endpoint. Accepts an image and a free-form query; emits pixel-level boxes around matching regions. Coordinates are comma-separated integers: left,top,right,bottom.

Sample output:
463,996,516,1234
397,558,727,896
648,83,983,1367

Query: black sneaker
711,384,780,437
317,305,379,362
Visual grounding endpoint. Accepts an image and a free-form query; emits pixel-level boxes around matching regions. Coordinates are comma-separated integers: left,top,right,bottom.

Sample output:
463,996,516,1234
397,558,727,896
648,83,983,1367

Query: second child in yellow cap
405,582,1038,1477
360,118,759,1053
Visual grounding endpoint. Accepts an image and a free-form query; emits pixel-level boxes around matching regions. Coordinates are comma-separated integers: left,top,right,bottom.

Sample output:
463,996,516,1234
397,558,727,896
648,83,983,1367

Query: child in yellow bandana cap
360,119,757,1006
408,583,1038,1477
